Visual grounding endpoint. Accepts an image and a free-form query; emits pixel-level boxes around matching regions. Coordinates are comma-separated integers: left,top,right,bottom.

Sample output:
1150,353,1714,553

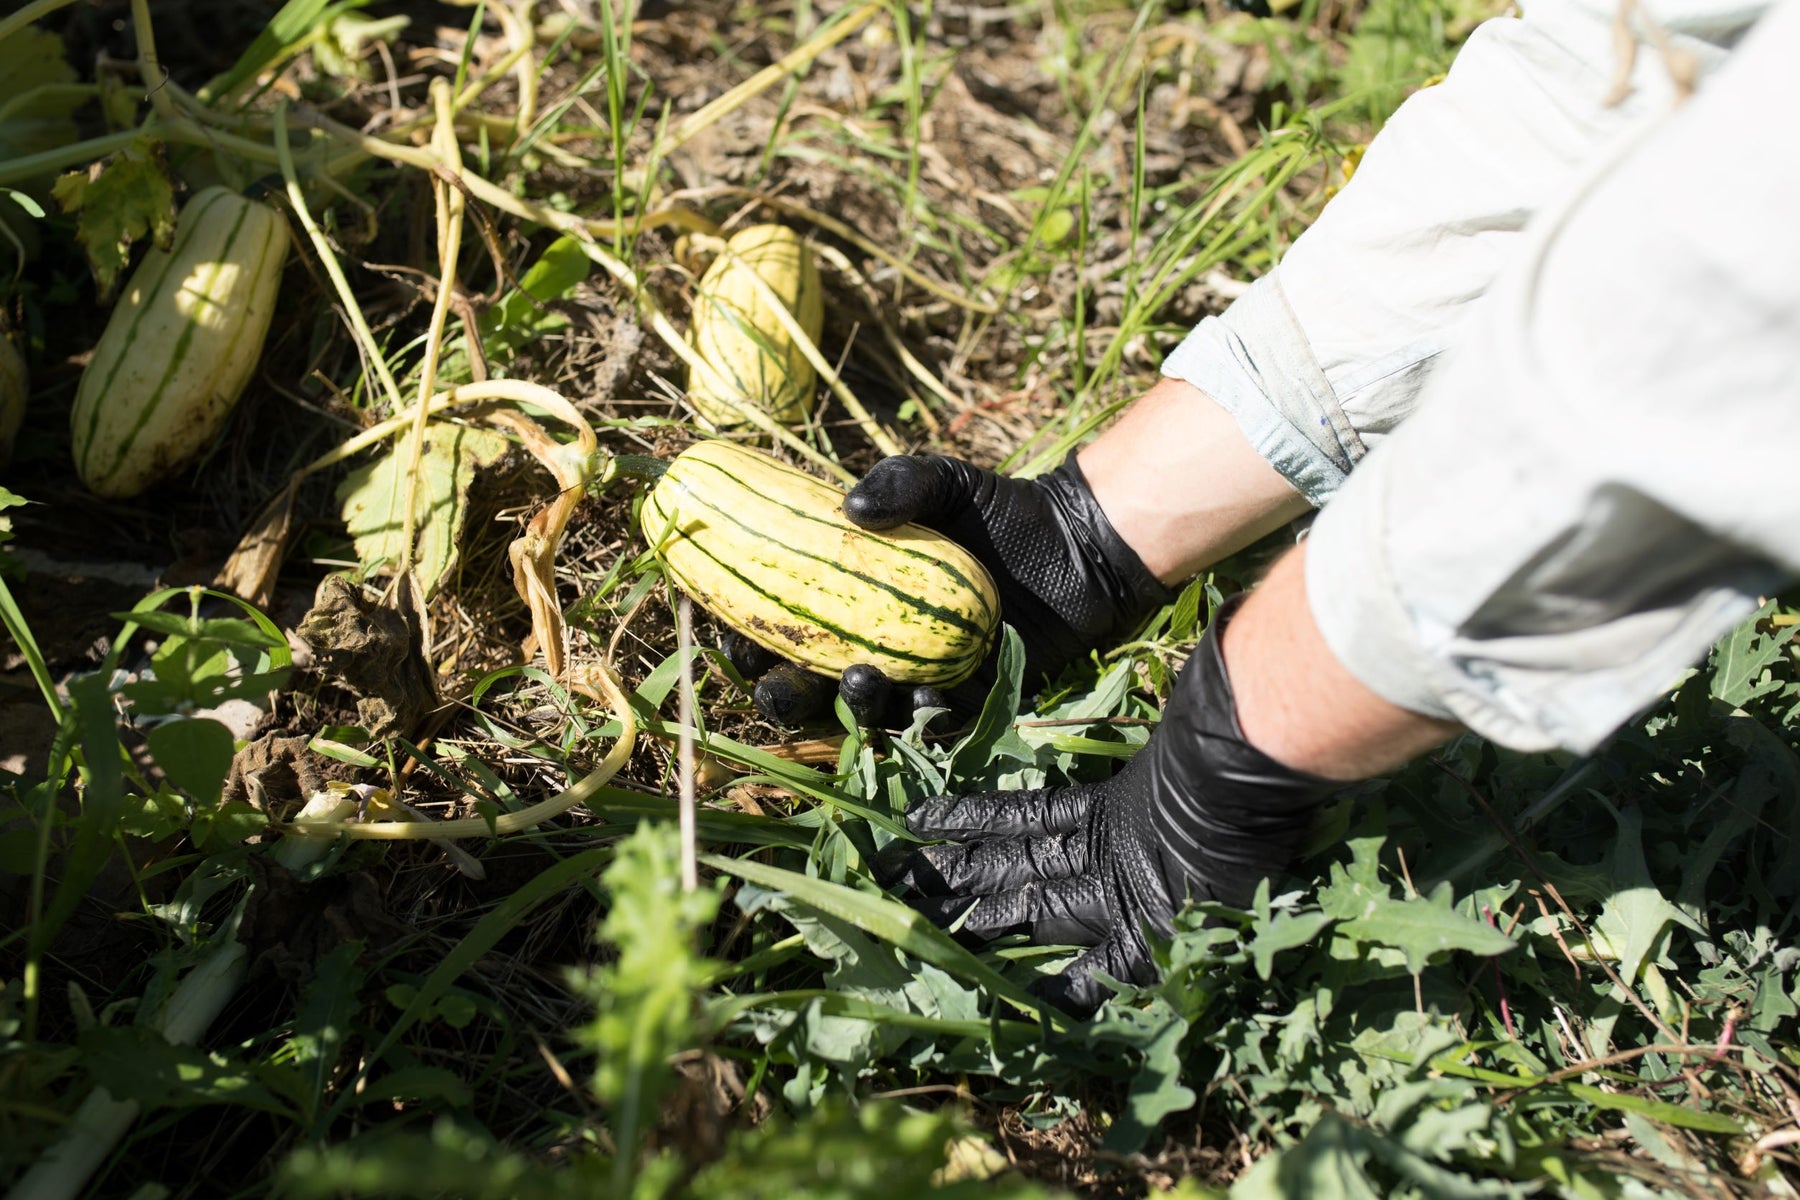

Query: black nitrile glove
840,453,1176,721
722,629,947,730
879,599,1338,1015
734,453,1173,730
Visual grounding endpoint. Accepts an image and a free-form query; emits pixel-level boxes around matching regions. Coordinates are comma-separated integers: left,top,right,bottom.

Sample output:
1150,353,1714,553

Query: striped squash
0,333,24,468
687,224,823,430
642,441,999,685
71,186,289,498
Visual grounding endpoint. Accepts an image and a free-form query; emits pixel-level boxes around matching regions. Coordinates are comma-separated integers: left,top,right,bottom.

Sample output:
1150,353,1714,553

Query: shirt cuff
1160,273,1367,508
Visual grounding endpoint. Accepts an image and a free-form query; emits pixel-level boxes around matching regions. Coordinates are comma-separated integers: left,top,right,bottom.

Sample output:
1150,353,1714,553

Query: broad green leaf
1231,1113,1383,1200
701,853,1048,1021
1249,908,1334,981
1711,600,1797,707
0,27,80,166
1318,837,1391,921
1095,998,1196,1152
735,882,979,1068
119,787,187,842
145,717,234,807
51,139,177,297
1565,1083,1743,1134
113,611,285,649
105,586,294,678
120,632,288,714
481,235,591,358
337,422,510,598
438,235,593,382
949,625,1030,779
79,1026,293,1116
1591,806,1703,986
190,798,268,850
1338,885,1515,975
1151,575,1206,643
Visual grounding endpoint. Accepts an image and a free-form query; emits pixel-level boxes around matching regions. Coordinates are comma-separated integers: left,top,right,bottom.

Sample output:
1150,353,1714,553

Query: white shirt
1160,0,1795,751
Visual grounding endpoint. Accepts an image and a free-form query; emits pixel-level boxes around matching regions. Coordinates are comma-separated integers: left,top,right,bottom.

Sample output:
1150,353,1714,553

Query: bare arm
1077,378,1311,586
1225,544,1460,779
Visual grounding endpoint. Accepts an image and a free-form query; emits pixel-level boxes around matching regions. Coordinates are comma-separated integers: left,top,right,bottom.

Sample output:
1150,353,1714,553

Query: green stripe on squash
687,224,823,430
71,187,289,499
642,441,1000,686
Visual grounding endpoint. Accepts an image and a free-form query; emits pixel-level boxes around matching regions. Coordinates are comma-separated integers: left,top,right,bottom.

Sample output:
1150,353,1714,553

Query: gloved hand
877,598,1338,1015
732,452,1175,730
835,453,1177,724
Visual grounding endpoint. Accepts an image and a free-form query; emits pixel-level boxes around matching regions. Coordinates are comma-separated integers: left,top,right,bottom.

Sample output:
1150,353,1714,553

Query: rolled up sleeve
1304,0,1800,753
1162,3,1744,506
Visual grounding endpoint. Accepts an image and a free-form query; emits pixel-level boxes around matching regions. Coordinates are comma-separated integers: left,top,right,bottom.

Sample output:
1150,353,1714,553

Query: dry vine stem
301,378,620,841
396,78,468,585
223,378,623,842
285,660,636,841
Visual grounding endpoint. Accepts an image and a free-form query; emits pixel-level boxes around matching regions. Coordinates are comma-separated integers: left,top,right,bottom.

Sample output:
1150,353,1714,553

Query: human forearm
1224,545,1459,780
1077,377,1310,585
1073,377,1459,780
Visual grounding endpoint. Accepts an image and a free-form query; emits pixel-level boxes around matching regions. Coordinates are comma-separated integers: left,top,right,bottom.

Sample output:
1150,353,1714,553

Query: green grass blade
700,852,1053,1023
330,846,615,1124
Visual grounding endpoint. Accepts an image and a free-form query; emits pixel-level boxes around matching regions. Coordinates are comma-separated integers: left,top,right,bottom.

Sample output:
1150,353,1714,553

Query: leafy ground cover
1,1,1796,1197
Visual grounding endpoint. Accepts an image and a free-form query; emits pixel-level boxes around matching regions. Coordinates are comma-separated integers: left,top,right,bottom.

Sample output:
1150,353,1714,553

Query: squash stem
603,453,670,485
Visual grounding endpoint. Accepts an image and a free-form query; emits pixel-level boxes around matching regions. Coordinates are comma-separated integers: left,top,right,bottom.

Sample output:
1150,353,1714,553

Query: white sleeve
1160,2,1758,506
1303,0,1800,754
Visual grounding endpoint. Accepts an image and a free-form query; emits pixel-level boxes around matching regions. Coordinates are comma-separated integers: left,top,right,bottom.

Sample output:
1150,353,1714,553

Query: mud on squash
70,186,289,498
642,440,999,686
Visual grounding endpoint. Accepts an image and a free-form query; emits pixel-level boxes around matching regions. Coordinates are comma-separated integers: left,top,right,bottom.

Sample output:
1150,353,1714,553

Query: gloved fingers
723,632,837,726
720,629,781,681
905,784,1095,840
1027,931,1153,1017
912,873,1110,946
833,664,960,732
837,663,892,727
891,828,1090,896
751,661,836,725
842,454,976,532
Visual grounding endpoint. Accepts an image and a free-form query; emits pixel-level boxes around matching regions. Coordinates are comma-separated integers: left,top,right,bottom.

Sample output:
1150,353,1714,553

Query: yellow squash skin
71,186,289,498
687,224,823,430
0,334,24,468
642,441,1000,685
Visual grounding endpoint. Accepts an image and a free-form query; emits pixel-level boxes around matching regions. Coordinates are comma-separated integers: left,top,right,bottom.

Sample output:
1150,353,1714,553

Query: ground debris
294,575,437,740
